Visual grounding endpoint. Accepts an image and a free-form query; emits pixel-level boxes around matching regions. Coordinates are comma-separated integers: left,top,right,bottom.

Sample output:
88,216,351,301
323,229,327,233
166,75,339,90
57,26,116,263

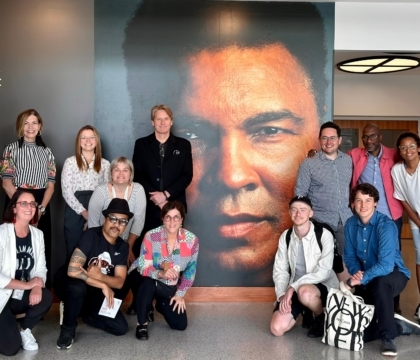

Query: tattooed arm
67,248,89,281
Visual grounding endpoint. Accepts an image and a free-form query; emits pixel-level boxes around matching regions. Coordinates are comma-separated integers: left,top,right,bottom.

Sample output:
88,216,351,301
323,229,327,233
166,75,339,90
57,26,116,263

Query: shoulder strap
286,228,292,249
313,223,323,252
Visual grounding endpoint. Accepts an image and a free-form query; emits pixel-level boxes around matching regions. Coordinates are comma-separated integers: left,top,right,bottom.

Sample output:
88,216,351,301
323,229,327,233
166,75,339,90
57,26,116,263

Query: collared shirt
137,225,199,297
295,150,353,228
344,211,410,285
359,146,392,218
348,145,403,220
61,155,110,214
273,222,339,299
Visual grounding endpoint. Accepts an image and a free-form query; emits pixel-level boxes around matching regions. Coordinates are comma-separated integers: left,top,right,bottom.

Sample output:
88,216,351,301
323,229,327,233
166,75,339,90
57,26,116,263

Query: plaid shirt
295,150,353,228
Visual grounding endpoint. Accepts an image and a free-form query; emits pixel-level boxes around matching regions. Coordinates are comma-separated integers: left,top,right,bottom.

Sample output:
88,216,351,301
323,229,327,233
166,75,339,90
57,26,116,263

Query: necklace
112,184,129,200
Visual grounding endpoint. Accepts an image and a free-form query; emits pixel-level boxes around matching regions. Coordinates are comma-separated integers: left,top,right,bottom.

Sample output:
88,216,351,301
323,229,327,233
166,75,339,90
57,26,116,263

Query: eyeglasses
399,143,418,151
106,215,129,226
16,201,38,208
320,136,338,142
80,136,96,141
163,215,181,223
361,134,378,141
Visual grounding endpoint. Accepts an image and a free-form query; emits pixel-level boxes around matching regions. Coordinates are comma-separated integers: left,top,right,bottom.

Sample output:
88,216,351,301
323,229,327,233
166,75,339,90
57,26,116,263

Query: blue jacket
344,211,410,285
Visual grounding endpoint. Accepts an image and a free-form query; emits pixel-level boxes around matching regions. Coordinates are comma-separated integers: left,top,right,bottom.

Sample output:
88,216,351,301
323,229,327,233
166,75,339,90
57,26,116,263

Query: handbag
322,281,375,351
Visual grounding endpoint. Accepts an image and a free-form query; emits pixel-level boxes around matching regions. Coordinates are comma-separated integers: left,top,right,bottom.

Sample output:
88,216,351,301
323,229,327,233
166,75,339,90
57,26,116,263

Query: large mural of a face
95,0,334,286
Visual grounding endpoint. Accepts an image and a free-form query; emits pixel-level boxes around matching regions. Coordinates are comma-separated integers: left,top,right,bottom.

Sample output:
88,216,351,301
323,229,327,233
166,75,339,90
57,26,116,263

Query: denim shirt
344,211,410,285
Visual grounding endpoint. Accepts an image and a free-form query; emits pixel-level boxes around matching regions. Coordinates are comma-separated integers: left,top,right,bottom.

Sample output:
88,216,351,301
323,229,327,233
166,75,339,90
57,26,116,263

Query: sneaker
301,309,314,329
20,328,39,351
135,324,148,340
381,338,397,356
394,303,402,315
307,312,325,338
59,301,64,325
56,327,75,350
414,303,420,321
394,313,420,335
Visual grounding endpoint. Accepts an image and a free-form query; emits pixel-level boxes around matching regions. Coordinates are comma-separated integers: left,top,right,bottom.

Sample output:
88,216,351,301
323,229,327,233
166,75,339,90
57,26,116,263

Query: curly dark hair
350,183,379,204
161,200,186,220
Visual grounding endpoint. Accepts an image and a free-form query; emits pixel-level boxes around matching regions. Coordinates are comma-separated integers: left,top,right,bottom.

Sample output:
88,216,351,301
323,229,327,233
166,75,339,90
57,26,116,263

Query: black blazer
132,133,193,218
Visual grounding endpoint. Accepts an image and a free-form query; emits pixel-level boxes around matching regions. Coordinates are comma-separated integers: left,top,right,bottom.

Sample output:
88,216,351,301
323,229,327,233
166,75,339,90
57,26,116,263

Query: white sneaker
59,301,64,326
20,328,39,351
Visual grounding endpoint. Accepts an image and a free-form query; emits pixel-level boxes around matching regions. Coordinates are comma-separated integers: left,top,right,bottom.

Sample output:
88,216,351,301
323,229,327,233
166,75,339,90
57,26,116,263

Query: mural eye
185,132,198,139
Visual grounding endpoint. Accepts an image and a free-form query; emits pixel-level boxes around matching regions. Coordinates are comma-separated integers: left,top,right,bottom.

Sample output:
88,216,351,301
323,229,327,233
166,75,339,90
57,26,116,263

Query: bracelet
163,191,168,200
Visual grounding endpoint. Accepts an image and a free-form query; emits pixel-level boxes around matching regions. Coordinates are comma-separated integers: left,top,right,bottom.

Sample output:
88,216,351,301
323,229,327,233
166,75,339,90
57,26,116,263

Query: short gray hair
109,156,134,184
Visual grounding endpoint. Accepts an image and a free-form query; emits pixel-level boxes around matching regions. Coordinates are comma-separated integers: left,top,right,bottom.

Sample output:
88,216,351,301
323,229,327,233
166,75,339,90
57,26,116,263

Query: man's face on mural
177,44,319,282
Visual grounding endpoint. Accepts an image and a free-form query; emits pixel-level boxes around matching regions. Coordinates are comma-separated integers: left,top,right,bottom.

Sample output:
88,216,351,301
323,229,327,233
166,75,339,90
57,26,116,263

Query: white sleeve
273,231,291,300
61,157,85,214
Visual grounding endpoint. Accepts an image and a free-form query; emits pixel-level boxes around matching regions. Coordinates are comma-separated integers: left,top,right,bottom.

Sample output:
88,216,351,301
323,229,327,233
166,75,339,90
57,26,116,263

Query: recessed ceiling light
337,56,420,74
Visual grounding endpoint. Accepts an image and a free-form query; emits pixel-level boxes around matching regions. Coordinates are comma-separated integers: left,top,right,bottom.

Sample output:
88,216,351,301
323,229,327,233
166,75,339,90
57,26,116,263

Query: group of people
1,106,420,358
0,105,197,356
271,121,420,357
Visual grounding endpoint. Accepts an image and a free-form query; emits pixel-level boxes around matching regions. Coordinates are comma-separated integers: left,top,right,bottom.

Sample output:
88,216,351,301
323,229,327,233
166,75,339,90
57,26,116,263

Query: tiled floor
2,239,420,360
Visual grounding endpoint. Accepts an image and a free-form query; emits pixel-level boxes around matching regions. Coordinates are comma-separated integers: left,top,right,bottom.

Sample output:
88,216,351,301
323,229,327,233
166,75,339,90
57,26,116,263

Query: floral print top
1,140,56,189
61,155,110,214
137,226,199,297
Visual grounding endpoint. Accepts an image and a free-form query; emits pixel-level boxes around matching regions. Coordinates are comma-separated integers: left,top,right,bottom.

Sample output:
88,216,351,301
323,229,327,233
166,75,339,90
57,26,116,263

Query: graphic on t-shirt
16,244,34,270
88,252,115,274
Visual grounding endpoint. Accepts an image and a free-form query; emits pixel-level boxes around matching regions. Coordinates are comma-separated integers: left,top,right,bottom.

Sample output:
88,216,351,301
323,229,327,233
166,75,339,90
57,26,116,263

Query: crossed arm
67,248,127,307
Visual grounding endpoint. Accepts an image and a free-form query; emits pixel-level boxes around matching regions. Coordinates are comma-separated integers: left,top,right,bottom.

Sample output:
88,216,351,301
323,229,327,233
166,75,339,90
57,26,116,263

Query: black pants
63,190,93,261
0,289,53,356
5,188,52,289
355,268,408,342
55,277,127,335
136,277,187,330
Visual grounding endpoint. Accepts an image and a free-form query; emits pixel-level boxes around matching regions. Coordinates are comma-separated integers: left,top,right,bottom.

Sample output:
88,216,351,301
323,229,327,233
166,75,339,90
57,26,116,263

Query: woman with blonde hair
61,125,110,259
1,109,56,288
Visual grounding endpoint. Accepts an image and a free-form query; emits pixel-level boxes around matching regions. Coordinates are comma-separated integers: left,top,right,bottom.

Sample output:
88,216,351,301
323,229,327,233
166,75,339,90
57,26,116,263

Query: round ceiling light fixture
337,55,420,74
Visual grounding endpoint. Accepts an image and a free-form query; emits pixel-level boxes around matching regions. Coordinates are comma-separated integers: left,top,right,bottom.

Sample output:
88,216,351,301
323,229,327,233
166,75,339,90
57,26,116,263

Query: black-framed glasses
106,215,129,226
399,143,418,151
16,201,38,208
361,134,378,141
163,214,181,223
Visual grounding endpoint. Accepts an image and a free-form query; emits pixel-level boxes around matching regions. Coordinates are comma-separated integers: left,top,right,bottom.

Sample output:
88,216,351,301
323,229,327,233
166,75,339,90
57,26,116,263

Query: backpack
285,220,344,274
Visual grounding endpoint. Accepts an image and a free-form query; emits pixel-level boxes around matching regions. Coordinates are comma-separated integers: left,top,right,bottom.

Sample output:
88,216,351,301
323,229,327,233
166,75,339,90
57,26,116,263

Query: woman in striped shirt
1,109,56,288
61,125,110,260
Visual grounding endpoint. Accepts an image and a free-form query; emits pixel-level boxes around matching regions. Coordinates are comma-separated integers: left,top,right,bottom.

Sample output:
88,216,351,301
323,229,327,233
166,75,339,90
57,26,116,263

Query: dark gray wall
0,0,94,274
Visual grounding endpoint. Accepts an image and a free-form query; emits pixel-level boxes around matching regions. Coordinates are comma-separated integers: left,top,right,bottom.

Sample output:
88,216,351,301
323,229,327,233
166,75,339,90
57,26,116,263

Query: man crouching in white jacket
270,196,338,339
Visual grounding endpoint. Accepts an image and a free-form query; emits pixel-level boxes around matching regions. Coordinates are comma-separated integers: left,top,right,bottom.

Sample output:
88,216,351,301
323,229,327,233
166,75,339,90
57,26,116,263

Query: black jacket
132,133,193,228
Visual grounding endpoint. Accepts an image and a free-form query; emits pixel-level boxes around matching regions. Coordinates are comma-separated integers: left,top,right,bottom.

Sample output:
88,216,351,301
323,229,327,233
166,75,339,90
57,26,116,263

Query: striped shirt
87,182,146,241
1,140,56,189
61,155,110,214
295,150,353,228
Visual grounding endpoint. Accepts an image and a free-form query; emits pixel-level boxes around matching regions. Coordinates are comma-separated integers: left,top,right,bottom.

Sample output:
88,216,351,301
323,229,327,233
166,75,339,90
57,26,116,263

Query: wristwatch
38,205,46,215
346,278,354,289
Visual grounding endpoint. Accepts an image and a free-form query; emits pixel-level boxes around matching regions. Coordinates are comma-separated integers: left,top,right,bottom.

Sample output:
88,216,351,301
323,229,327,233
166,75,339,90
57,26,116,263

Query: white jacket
0,223,47,313
273,222,339,300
